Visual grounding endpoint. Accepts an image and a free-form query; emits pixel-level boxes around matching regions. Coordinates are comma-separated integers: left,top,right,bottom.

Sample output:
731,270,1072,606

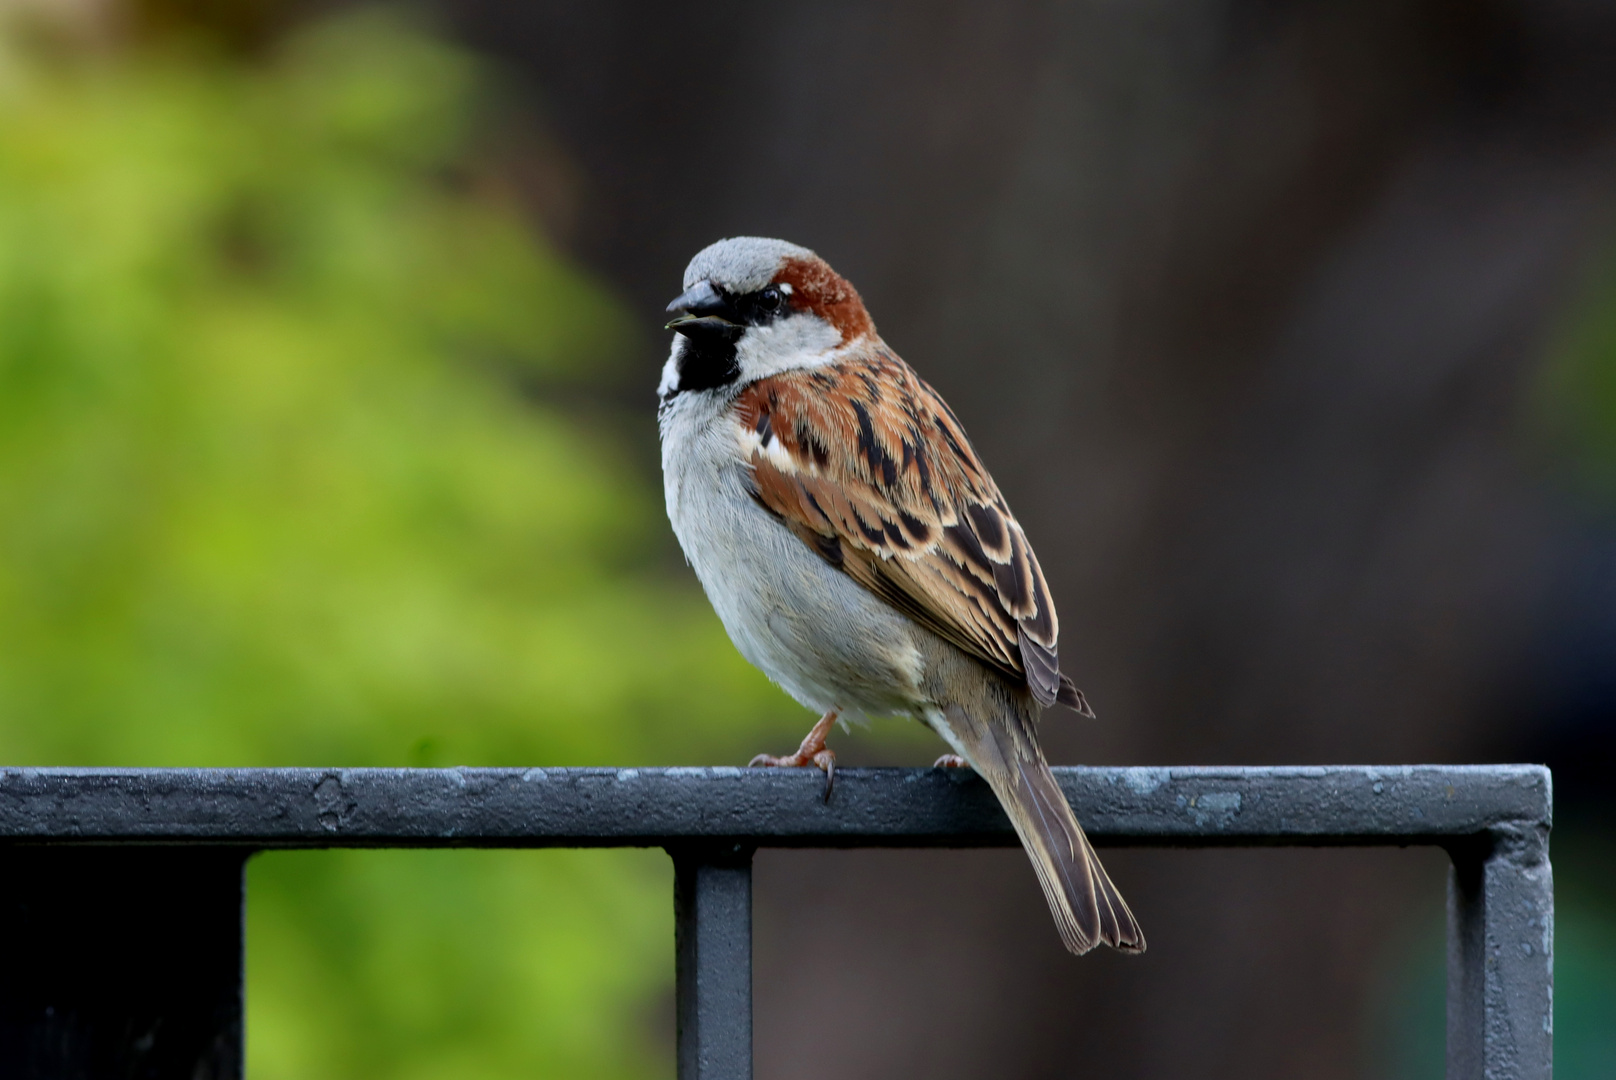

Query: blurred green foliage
0,9,798,1078
1539,246,1616,508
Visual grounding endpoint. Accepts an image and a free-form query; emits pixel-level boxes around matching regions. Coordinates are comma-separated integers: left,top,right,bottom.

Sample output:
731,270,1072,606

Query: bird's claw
748,710,839,802
933,754,970,769
813,748,835,802
747,746,837,802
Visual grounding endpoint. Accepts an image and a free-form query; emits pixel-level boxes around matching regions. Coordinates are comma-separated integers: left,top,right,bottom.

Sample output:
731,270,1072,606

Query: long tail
942,703,1145,955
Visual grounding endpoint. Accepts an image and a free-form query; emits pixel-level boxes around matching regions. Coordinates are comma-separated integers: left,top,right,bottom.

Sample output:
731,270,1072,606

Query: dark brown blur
436,2,1616,1077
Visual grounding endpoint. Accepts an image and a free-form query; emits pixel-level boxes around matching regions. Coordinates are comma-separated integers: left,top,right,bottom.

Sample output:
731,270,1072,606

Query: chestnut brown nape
775,255,874,342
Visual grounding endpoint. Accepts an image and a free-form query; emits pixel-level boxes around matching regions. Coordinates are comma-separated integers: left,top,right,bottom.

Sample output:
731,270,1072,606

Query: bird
656,236,1143,955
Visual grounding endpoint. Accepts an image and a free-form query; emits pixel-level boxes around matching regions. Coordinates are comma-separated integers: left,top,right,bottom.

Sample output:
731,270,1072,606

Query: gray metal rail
0,764,1552,1079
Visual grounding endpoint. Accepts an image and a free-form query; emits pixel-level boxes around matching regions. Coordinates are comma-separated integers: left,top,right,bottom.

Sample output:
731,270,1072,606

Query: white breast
657,388,925,722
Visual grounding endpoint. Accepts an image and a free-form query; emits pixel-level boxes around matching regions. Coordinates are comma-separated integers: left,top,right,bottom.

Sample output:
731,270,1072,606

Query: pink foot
749,711,838,802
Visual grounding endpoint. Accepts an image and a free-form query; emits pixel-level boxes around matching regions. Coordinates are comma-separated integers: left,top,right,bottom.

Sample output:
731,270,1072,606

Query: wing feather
733,352,1085,710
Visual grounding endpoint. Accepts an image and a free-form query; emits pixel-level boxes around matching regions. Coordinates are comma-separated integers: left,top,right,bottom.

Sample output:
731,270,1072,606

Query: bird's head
659,237,874,402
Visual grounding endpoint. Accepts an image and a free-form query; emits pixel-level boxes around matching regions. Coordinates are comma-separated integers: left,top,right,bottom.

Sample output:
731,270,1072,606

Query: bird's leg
932,754,970,769
750,710,838,801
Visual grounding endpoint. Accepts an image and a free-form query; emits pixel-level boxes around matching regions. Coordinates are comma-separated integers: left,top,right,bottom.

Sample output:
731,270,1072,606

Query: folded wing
734,351,1091,715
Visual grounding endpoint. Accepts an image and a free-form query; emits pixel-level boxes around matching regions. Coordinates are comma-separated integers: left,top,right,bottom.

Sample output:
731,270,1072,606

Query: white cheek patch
736,313,842,380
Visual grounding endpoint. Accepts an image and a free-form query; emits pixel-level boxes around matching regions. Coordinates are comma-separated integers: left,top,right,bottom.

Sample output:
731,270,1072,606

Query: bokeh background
0,1,1613,1077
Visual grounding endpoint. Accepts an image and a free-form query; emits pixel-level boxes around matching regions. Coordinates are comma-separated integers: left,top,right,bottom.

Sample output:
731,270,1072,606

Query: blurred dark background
4,0,1615,1077
441,3,1616,1076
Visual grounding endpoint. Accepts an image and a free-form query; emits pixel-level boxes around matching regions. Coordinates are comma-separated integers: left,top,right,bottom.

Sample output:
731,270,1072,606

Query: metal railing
0,764,1551,1079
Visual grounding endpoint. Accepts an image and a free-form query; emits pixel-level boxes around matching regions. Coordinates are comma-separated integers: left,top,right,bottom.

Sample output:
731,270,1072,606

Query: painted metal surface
0,764,1549,847
0,765,1551,1079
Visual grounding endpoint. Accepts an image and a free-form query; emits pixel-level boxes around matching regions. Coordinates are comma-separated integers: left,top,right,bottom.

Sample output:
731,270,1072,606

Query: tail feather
1011,755,1144,954
942,701,1144,955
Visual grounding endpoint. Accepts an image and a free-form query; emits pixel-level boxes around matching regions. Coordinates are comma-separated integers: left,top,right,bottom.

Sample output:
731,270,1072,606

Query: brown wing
733,350,1092,715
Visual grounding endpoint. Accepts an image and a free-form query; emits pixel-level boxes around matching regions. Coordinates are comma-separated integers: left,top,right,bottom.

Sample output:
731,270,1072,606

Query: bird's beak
665,280,743,342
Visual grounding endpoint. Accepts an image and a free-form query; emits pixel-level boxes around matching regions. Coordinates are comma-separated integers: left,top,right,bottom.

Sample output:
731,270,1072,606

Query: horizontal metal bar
0,765,1548,848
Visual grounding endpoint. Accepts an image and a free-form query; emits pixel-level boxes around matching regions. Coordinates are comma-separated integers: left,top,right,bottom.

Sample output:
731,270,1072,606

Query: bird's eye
759,286,783,311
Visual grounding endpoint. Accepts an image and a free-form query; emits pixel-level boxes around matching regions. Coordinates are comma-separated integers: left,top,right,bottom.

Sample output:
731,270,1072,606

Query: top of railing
0,764,1549,848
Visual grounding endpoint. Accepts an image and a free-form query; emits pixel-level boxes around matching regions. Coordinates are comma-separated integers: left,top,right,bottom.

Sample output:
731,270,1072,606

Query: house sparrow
657,236,1143,955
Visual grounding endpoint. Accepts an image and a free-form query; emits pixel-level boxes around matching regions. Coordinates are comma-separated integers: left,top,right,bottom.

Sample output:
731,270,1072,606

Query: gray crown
682,236,816,293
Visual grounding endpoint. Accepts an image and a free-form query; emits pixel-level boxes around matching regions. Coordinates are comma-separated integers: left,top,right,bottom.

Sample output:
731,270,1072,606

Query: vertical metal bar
1447,847,1484,1079
1484,824,1554,1080
672,844,753,1080
0,846,247,1079
1447,825,1554,1080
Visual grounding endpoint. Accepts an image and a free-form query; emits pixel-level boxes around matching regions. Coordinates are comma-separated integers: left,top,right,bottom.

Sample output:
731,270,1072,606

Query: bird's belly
666,457,924,720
